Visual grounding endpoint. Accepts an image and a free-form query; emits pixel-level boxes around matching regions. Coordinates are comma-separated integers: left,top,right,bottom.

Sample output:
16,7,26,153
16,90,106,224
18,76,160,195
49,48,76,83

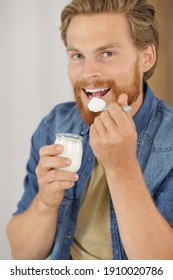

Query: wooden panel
165,0,173,106
148,0,166,101
147,0,173,106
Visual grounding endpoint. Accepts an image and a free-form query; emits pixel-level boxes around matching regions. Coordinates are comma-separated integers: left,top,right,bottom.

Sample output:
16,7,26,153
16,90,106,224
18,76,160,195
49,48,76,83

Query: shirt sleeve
13,117,53,215
12,102,78,216
154,169,173,227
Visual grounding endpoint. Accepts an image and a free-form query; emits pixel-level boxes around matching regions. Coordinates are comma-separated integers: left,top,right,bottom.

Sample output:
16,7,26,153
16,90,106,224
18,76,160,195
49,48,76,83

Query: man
7,0,173,260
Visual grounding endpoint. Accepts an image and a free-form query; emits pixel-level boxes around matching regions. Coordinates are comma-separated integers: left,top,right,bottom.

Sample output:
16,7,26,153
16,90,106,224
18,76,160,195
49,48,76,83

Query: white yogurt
88,97,132,113
55,133,83,172
88,97,107,112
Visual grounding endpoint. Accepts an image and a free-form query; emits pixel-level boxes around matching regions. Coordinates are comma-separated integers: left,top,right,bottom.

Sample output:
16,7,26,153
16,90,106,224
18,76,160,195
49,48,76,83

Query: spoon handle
103,105,131,112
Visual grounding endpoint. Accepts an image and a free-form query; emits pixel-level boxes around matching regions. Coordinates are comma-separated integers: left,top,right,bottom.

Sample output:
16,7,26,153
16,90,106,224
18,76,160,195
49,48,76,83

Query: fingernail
56,145,63,152
74,174,79,181
64,159,71,166
122,105,132,112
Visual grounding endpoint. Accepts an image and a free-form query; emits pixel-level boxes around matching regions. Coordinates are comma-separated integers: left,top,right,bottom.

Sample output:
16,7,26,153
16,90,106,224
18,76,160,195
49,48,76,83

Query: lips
83,87,111,99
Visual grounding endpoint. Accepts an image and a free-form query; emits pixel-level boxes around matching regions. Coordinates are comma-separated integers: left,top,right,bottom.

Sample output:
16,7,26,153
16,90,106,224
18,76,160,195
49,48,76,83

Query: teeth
89,94,97,99
85,87,109,93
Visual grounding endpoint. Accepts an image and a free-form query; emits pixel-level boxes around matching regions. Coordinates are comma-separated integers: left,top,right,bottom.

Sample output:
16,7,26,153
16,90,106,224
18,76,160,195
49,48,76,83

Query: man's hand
35,144,78,210
89,94,137,173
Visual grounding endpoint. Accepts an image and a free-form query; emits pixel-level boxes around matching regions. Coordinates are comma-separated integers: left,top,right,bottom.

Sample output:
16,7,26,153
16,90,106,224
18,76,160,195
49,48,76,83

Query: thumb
118,93,132,116
117,93,128,107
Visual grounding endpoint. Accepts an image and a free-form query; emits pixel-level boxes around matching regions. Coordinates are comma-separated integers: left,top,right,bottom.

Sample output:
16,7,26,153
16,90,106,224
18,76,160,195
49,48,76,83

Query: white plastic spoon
88,97,132,113
88,97,107,112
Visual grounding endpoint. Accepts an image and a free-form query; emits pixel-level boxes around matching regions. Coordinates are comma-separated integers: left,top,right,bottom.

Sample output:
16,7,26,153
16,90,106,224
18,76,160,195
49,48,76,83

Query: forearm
7,194,58,260
106,161,173,260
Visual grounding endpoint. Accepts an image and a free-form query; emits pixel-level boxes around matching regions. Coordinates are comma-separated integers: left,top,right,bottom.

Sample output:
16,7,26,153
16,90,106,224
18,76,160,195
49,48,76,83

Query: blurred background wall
149,0,173,105
0,0,173,260
0,0,70,260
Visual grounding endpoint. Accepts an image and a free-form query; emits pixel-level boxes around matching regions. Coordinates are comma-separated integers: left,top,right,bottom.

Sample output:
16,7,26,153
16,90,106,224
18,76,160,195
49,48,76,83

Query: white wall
0,0,71,259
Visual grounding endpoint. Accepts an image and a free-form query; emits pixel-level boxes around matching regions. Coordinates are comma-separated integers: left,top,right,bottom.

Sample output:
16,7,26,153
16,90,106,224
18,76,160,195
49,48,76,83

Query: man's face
66,13,144,125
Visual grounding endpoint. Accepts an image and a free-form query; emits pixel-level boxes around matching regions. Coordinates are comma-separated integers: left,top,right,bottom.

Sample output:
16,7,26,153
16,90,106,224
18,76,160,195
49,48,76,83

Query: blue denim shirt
15,84,173,259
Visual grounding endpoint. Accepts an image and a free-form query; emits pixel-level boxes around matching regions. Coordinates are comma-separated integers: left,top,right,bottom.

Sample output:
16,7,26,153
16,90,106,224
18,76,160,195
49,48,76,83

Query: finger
89,123,100,148
93,115,107,134
90,123,98,138
38,169,78,186
41,156,71,170
44,180,75,192
117,93,128,107
36,155,71,176
51,180,75,191
107,94,134,129
117,93,132,119
39,144,64,158
107,102,130,129
99,110,118,132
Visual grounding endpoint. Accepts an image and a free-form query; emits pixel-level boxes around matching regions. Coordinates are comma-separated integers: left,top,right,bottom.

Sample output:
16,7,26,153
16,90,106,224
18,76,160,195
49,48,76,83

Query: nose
82,58,102,79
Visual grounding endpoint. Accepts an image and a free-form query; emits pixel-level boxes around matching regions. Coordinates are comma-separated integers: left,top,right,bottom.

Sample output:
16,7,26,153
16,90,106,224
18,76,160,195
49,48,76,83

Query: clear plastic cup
55,133,83,172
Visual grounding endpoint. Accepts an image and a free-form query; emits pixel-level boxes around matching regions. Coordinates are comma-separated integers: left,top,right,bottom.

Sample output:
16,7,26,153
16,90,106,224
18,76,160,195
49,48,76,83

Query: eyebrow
66,47,80,52
95,44,121,52
66,44,121,53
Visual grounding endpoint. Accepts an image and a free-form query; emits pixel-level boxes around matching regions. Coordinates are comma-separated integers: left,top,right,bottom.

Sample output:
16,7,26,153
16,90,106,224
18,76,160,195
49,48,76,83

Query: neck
131,90,144,118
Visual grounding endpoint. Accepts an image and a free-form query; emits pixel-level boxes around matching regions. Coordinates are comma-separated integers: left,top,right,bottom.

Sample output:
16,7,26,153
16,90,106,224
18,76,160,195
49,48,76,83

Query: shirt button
74,195,79,200
65,234,71,240
88,155,93,161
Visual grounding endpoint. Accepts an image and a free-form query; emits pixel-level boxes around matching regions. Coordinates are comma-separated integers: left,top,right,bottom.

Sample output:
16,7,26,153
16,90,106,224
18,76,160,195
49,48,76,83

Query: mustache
73,79,116,89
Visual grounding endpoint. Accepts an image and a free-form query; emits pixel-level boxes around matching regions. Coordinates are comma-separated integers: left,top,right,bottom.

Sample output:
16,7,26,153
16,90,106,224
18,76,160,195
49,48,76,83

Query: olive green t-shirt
70,160,112,260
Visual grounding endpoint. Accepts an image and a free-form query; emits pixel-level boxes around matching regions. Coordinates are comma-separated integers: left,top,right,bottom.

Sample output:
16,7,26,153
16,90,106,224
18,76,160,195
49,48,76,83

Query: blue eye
73,54,84,60
103,52,113,58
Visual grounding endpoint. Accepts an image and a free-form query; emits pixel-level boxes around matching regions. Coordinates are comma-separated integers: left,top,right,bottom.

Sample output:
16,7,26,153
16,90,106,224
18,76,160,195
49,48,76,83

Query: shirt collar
134,82,157,145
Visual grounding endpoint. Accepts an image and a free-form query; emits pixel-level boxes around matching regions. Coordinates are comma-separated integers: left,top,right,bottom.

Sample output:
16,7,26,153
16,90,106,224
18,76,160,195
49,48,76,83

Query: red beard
73,60,141,126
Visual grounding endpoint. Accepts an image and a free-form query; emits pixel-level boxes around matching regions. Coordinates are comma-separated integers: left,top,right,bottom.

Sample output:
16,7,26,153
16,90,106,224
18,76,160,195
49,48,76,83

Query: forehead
66,13,133,49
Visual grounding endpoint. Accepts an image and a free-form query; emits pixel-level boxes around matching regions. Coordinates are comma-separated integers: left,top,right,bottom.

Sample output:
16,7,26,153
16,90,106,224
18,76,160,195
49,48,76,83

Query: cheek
110,65,135,85
103,60,129,79
68,64,82,81
107,55,137,78
67,63,73,80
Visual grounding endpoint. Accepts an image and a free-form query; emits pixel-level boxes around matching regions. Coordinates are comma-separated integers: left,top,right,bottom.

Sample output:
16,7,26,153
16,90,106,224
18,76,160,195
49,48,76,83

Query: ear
141,45,156,73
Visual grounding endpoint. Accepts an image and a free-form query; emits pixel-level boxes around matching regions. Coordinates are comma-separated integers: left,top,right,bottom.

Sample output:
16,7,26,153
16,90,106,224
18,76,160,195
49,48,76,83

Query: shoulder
43,101,80,125
156,98,173,118
42,101,79,125
33,102,82,145
150,98,173,151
